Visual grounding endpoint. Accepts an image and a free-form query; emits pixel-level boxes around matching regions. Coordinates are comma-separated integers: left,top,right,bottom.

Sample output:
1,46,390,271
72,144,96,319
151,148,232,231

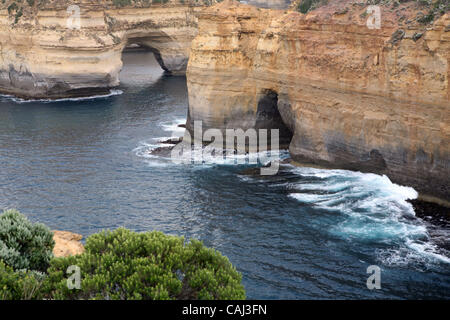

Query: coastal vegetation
0,209,54,273
2,0,448,25
296,0,328,14
0,210,245,300
295,0,449,23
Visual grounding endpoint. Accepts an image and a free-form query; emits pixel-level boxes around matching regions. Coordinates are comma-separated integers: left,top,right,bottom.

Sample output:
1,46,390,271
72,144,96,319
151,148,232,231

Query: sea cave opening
119,41,167,87
255,89,293,150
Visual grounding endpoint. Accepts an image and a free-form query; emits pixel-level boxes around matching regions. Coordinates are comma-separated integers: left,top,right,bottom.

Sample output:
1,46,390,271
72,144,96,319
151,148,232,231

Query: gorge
0,0,449,299
0,0,449,204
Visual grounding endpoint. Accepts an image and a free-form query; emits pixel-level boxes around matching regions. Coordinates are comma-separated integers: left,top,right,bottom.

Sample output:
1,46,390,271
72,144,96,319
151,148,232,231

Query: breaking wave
284,166,449,268
159,118,187,137
136,118,290,166
136,119,450,269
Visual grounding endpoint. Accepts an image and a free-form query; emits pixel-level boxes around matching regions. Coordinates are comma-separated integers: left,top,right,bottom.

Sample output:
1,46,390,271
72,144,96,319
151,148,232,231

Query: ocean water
0,51,448,299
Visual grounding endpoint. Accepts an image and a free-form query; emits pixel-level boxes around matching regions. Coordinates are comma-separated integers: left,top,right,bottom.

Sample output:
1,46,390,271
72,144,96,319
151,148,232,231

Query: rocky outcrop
53,231,84,257
0,0,211,99
186,0,450,202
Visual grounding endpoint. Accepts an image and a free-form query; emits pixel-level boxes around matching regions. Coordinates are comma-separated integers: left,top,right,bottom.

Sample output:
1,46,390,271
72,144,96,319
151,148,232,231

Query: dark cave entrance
124,42,169,73
255,89,293,150
119,42,166,86
123,36,170,72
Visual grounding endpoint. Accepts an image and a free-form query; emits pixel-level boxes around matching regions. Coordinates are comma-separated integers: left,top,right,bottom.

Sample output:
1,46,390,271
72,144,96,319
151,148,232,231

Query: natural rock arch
0,1,207,99
124,30,188,75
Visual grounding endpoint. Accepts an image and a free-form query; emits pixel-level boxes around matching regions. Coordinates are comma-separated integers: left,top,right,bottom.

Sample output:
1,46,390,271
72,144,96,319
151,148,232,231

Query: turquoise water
0,51,448,299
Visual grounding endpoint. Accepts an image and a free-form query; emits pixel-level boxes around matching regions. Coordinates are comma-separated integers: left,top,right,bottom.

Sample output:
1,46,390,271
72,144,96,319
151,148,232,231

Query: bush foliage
296,0,449,19
296,0,328,13
0,209,54,272
44,228,245,300
0,210,245,300
0,260,45,300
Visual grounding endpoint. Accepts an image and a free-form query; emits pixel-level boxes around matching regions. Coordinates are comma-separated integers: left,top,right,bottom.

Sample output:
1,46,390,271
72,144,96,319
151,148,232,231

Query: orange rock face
53,231,84,258
187,0,450,202
0,0,211,99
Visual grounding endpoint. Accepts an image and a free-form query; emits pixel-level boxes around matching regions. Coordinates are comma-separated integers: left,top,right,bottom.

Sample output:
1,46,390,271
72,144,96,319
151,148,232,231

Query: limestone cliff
187,0,450,202
0,0,212,99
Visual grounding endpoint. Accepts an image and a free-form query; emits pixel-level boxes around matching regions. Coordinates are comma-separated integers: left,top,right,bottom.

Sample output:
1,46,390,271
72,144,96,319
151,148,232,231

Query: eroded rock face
187,0,450,202
53,231,84,257
0,0,210,99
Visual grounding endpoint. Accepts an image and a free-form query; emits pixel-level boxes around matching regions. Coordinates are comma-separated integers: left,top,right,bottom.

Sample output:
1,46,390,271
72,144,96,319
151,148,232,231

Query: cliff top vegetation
294,0,448,25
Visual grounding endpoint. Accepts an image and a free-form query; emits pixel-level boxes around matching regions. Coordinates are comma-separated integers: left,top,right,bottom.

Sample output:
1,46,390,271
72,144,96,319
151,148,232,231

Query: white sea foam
171,145,290,167
377,240,450,268
134,117,187,162
160,118,187,136
285,165,449,267
0,89,123,104
133,142,163,159
145,118,291,168
155,137,179,142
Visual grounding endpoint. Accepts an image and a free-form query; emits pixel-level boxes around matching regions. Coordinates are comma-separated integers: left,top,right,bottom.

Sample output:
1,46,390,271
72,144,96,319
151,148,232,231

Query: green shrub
7,2,18,14
112,0,132,7
0,260,45,300
297,0,328,14
44,228,245,300
0,209,54,272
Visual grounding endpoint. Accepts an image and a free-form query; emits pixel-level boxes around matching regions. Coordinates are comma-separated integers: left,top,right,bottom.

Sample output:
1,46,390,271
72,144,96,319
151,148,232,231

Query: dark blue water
0,51,449,299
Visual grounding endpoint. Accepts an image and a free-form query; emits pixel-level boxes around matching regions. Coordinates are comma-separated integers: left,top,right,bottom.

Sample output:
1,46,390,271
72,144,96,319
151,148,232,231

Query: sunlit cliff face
186,0,450,202
0,1,207,99
0,0,448,202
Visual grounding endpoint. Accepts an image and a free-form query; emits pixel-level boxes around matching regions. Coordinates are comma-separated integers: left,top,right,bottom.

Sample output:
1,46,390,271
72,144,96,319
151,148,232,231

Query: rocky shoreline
408,199,450,228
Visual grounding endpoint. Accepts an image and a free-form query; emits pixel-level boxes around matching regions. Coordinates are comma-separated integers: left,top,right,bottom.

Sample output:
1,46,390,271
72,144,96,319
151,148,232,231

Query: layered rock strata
0,0,210,99
186,0,450,202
